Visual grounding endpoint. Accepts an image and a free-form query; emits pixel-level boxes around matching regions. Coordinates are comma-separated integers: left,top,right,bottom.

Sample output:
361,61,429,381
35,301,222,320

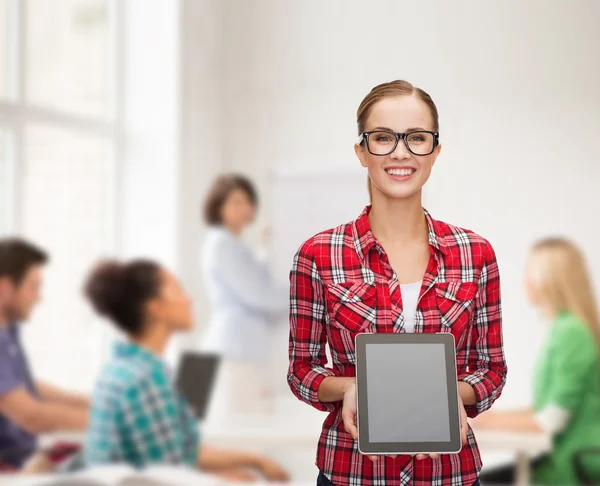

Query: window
0,0,11,100
25,0,112,117
21,125,115,389
0,129,13,235
0,0,119,392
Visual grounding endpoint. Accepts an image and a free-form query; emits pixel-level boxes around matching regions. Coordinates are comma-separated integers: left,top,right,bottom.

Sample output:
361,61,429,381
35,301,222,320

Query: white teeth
386,168,414,176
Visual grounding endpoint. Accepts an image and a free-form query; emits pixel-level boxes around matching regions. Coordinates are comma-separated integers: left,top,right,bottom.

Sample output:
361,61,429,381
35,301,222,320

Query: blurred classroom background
1,0,600,483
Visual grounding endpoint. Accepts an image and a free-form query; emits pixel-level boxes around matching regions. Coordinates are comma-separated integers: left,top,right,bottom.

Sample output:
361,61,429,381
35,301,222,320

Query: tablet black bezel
355,333,462,454
175,352,221,420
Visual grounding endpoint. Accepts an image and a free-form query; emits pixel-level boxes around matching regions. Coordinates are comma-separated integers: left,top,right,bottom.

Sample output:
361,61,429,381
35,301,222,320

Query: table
203,418,552,486
36,414,552,485
474,428,552,485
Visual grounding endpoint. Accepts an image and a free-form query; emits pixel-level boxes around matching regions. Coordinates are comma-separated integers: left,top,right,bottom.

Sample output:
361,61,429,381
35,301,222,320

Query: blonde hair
530,237,600,347
356,80,440,201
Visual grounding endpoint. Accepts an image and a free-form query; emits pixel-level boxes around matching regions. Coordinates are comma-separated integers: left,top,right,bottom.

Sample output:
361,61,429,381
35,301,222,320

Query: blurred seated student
0,239,89,473
476,237,600,485
201,174,289,418
83,259,289,483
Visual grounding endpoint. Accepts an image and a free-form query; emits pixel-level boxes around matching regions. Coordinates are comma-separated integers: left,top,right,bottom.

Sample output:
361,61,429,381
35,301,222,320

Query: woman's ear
431,143,442,168
145,298,162,322
355,143,368,168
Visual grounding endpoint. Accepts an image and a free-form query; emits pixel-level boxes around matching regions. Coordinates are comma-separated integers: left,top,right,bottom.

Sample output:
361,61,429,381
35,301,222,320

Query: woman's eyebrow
370,126,394,131
369,126,429,132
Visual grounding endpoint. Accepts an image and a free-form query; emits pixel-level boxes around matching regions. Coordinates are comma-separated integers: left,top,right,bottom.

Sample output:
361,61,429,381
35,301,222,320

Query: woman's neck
368,190,428,245
133,323,171,357
538,302,560,321
223,223,242,238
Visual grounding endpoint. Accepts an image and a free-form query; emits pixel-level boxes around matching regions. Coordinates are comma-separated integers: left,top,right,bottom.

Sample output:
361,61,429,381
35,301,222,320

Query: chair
573,448,600,485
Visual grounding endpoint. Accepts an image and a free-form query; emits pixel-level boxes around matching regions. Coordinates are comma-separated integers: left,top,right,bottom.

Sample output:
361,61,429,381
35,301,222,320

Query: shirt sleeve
545,320,597,413
459,241,508,417
0,339,25,397
212,237,289,315
121,378,195,466
287,240,338,412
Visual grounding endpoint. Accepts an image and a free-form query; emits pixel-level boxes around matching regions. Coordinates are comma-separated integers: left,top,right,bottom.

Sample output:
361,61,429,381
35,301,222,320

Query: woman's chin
376,185,422,201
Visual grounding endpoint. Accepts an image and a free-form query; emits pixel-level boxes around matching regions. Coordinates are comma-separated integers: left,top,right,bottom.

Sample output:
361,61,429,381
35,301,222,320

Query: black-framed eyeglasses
358,130,439,156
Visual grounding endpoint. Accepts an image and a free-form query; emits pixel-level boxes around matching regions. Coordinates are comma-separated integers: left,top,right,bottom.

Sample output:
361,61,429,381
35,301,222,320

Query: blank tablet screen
366,343,450,442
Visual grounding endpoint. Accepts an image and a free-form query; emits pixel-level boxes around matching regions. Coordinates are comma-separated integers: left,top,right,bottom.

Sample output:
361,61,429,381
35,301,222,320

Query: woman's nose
390,139,411,159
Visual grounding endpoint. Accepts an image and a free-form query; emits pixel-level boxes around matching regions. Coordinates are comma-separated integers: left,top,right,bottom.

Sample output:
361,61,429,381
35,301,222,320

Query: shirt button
348,292,355,299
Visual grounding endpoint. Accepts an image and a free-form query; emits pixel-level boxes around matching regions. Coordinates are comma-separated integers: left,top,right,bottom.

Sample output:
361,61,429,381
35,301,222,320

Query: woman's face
148,269,194,332
355,95,441,201
220,188,256,233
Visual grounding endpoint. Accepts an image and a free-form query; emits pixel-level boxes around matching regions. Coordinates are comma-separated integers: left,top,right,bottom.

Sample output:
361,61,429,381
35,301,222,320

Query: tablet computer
355,333,461,455
175,352,220,420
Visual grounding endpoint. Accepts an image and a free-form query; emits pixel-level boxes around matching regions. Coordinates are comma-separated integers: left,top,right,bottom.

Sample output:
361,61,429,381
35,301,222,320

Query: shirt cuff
535,403,571,435
460,373,493,416
289,365,338,412
0,379,24,397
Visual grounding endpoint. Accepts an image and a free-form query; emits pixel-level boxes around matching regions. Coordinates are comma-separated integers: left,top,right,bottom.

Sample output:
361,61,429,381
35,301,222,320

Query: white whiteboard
270,166,369,282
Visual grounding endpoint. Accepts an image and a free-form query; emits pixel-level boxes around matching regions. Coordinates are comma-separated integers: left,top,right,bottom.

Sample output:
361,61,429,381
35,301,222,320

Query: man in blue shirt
0,239,89,470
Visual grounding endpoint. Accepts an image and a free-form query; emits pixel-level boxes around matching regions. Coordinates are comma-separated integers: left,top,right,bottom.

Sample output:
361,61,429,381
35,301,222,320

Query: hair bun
84,260,126,318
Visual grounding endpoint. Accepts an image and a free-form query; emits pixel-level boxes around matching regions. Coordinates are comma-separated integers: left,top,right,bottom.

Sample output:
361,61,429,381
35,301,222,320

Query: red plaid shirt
288,206,507,486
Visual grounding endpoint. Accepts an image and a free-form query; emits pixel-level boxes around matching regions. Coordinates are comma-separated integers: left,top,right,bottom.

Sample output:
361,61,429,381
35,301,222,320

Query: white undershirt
400,281,422,333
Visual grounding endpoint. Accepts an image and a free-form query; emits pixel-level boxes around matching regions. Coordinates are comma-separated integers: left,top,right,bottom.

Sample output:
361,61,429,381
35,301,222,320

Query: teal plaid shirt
85,342,199,468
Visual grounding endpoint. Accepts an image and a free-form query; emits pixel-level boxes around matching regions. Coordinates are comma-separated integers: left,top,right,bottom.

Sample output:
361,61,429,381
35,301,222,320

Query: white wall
120,0,180,269
190,0,600,408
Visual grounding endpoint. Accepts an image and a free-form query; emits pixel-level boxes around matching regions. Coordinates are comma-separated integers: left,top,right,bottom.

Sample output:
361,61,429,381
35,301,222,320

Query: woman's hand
261,226,271,247
215,469,260,482
341,380,358,440
256,456,290,482
459,394,469,445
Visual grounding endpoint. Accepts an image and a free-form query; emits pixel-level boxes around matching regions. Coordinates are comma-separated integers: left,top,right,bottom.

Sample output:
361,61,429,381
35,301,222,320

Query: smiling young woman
287,80,508,486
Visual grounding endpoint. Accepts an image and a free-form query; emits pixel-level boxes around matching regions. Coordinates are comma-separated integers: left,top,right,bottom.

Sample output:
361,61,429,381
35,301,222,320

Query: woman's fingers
342,383,359,440
342,411,358,440
414,453,440,460
460,403,469,444
367,455,399,461
461,420,469,444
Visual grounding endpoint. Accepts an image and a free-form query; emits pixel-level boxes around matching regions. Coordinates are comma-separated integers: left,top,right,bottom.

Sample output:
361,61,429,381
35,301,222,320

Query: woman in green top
477,237,600,485
83,259,289,482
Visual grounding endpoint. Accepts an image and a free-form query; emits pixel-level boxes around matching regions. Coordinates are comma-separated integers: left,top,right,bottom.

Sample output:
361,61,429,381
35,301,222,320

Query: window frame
0,0,123,243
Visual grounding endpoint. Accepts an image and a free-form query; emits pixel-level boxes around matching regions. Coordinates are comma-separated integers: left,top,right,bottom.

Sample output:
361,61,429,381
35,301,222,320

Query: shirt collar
113,341,166,370
352,205,448,263
424,208,448,255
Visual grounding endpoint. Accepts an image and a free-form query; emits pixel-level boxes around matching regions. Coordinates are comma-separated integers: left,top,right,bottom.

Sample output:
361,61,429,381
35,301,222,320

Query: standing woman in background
477,238,600,485
201,174,288,419
287,80,508,486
